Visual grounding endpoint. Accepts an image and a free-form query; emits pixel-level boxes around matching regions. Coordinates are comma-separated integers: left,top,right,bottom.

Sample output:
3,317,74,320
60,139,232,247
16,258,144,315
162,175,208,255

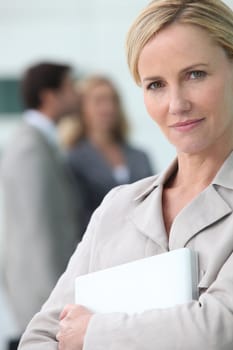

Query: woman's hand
56,304,93,350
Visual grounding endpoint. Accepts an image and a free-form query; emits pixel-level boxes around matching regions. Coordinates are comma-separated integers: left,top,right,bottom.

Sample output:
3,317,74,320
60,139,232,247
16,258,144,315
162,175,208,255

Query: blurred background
0,0,178,169
0,0,232,348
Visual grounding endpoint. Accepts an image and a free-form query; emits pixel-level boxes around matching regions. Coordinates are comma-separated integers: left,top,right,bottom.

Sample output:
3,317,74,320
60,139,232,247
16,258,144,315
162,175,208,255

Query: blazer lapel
130,184,168,251
130,160,178,251
169,184,232,249
169,151,233,249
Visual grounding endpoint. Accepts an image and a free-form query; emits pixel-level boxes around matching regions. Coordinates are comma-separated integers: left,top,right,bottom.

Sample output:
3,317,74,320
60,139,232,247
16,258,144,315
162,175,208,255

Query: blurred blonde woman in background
66,76,153,233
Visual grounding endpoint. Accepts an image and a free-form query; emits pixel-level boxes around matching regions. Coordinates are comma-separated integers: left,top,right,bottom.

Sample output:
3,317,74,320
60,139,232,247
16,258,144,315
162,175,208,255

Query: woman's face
82,83,118,133
138,23,233,155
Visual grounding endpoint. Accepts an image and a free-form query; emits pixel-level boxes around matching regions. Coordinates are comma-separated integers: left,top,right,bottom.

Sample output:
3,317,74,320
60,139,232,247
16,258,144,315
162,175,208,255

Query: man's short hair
21,62,71,109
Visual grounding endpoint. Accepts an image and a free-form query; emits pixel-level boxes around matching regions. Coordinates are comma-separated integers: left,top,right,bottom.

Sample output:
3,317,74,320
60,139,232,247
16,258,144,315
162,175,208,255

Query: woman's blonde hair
126,0,233,85
76,76,128,142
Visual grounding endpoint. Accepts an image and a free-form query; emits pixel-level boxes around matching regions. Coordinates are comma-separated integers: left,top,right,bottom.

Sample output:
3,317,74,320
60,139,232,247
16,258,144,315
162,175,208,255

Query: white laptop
75,248,198,314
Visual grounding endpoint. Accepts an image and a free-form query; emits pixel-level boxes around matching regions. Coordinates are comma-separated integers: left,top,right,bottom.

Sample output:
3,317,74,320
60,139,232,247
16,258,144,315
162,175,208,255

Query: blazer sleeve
84,251,233,350
18,187,121,350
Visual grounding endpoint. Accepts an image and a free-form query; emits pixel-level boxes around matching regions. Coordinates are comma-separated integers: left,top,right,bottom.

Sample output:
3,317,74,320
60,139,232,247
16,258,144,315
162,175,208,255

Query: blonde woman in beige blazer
19,1,233,349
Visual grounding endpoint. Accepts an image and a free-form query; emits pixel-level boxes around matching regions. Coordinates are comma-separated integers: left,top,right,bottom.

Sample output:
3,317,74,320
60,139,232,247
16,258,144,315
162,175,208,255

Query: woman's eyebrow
142,63,209,83
179,62,209,74
142,75,163,83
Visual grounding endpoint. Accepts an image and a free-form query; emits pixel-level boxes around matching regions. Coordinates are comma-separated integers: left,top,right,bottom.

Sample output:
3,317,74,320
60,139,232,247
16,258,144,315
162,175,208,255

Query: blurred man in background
0,62,81,350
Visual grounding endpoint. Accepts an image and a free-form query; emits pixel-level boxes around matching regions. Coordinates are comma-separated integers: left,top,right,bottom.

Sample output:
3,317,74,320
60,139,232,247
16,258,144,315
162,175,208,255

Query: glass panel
0,79,23,114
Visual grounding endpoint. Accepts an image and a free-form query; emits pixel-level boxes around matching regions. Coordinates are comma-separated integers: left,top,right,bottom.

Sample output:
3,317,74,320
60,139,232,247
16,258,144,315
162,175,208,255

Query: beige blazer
19,152,233,350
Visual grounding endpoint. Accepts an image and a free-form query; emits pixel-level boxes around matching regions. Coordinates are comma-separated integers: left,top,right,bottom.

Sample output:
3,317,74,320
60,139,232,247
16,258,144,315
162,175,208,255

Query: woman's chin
174,141,212,156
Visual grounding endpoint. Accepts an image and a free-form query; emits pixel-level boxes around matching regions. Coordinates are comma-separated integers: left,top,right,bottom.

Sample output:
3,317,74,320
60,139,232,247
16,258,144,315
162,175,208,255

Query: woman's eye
147,81,165,90
189,70,206,80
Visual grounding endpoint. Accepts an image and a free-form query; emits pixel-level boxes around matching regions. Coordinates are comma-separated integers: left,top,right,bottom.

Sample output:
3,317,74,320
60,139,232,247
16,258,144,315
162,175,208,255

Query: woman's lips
170,118,205,132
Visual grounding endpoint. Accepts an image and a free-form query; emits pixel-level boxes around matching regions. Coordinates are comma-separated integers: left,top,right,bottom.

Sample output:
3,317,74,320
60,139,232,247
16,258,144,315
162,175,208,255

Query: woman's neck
174,146,233,190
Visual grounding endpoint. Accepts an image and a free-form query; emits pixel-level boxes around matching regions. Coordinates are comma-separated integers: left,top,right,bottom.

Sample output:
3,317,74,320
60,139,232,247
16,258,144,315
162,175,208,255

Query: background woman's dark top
68,139,154,234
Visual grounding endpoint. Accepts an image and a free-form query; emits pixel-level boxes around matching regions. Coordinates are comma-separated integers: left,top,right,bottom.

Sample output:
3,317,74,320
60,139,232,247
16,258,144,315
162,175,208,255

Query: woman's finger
59,304,74,320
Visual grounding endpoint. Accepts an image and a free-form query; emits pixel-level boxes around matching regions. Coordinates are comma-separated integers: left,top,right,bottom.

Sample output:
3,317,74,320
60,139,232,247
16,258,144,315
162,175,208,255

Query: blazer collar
131,151,233,250
131,158,178,251
212,150,233,190
134,158,178,202
168,184,231,249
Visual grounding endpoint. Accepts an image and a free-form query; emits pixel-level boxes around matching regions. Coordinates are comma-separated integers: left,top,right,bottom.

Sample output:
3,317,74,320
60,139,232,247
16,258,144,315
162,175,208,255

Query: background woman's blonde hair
76,75,129,142
126,0,233,85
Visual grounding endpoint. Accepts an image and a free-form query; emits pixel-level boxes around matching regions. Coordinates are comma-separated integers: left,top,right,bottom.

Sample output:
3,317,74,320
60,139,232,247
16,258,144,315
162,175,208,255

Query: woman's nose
168,89,192,116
